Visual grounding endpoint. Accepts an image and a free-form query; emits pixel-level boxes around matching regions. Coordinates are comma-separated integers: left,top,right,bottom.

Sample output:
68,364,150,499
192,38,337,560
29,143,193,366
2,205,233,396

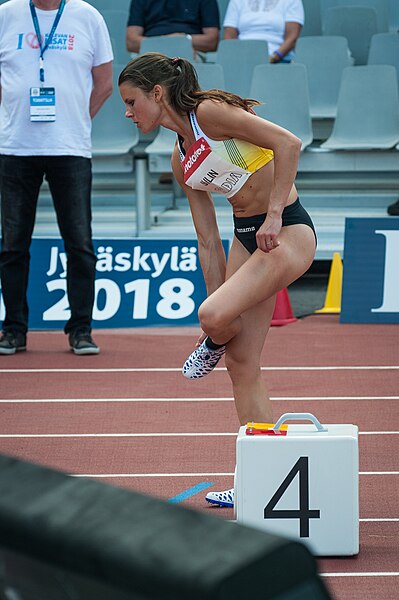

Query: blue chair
335,0,389,33
91,63,139,166
101,10,130,64
323,6,378,64
295,36,352,118
215,39,269,98
368,33,399,92
321,65,399,150
140,35,194,60
250,63,313,150
194,62,225,90
87,0,130,13
388,0,399,32
301,0,322,37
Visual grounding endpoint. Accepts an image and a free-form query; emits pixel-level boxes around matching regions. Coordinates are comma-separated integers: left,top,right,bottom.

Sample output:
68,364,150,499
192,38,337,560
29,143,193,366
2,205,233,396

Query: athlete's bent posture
119,53,316,507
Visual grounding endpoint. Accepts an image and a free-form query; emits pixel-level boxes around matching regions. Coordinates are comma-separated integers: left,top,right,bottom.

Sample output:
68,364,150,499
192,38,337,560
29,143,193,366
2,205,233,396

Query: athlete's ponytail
118,52,260,114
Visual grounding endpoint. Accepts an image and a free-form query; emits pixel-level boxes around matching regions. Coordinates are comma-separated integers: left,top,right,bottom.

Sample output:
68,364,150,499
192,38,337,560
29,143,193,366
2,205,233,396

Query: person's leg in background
0,155,43,354
46,155,99,355
387,199,399,216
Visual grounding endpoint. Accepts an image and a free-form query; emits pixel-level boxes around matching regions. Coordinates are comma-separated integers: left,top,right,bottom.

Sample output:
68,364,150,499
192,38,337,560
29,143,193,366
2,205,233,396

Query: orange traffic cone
271,288,298,326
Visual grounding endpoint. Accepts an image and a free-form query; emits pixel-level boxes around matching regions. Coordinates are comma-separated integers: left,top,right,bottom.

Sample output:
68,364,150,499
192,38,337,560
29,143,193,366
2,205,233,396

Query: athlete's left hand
195,330,207,348
256,214,282,253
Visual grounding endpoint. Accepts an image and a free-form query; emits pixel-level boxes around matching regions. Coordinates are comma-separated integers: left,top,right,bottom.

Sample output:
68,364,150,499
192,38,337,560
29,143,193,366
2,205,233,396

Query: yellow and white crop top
178,110,274,198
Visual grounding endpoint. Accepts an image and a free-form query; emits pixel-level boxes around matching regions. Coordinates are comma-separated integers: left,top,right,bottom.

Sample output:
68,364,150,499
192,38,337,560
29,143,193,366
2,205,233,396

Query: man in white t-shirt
223,0,304,63
0,0,113,355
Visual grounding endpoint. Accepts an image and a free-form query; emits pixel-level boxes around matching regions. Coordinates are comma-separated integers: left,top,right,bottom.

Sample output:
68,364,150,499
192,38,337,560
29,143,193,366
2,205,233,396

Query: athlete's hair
118,52,261,114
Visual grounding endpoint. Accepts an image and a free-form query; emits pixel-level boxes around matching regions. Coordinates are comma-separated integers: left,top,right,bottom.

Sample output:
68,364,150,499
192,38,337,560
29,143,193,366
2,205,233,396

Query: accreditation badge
30,87,56,122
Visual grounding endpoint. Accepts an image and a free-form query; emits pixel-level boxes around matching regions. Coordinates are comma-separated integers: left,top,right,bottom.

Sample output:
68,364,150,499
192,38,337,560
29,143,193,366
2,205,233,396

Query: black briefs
233,198,317,254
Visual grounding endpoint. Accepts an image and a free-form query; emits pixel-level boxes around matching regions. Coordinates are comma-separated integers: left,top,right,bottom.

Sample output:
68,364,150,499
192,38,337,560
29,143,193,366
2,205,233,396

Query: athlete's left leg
198,224,316,346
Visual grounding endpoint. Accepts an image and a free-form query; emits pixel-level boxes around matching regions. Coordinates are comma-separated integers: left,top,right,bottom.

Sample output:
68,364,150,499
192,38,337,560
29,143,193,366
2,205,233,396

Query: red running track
0,315,398,599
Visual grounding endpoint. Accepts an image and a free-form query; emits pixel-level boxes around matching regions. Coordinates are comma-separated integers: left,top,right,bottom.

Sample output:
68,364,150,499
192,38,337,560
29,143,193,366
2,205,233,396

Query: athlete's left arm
90,61,113,119
196,101,302,251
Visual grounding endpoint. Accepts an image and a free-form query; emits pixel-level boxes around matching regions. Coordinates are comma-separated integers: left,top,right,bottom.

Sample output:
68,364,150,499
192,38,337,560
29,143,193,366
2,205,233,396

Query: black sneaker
69,328,100,355
387,200,399,216
0,331,27,355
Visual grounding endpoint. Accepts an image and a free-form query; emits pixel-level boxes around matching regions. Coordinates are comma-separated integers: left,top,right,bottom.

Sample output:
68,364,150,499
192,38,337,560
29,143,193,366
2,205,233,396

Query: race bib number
183,137,251,198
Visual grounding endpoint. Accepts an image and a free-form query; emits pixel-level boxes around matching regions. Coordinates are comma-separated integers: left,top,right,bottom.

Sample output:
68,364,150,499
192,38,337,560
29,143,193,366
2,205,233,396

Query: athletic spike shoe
182,339,225,379
205,488,234,508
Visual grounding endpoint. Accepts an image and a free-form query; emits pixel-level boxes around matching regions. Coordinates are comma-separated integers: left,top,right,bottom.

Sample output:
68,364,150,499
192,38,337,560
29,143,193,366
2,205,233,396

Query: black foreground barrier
0,455,332,600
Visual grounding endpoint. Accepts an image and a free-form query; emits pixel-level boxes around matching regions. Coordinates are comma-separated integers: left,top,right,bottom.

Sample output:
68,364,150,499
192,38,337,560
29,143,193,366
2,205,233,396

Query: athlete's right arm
171,145,226,295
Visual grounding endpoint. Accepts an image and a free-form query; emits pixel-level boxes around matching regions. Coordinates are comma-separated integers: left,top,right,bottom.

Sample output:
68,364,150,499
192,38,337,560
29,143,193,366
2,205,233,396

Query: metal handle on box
273,413,328,433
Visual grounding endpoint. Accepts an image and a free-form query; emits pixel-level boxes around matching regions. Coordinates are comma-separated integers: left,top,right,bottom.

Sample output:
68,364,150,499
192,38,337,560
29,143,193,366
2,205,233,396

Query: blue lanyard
29,0,66,83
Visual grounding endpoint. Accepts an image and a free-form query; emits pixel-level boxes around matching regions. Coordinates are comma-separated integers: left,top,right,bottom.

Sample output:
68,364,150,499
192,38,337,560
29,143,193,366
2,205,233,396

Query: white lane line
0,431,397,438
0,396,398,403
71,472,399,477
321,572,399,577
1,365,398,373
360,519,399,522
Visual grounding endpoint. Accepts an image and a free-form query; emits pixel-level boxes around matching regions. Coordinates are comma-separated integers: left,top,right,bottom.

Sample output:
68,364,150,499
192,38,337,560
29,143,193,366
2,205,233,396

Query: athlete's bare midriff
228,159,298,217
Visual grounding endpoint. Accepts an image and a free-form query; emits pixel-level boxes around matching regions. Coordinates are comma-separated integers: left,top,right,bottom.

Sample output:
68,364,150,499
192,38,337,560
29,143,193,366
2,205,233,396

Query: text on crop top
178,110,274,198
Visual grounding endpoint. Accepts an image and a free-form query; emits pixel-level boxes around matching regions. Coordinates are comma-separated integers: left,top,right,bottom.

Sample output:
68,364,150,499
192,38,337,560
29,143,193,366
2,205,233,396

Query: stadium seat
194,62,225,90
250,63,313,150
217,0,230,38
368,33,399,91
301,0,322,37
110,36,132,65
388,0,399,32
321,65,399,150
323,6,378,64
335,0,389,33
145,126,176,175
87,0,130,14
294,36,352,119
140,35,194,60
91,63,139,168
101,10,130,64
215,39,269,98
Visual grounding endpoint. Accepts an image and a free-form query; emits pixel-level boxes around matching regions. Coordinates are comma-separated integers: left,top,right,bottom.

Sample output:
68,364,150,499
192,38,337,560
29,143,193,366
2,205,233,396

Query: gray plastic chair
91,63,139,157
145,127,176,173
295,36,352,118
215,39,269,98
335,0,389,33
194,62,225,90
110,36,132,65
301,0,322,37
388,0,399,32
87,0,130,12
249,63,313,150
101,10,130,64
323,6,378,64
140,35,194,60
321,65,399,150
368,33,399,92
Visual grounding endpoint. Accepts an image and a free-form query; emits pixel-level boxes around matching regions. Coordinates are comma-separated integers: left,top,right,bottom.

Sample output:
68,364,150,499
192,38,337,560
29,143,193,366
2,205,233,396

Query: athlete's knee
198,303,226,339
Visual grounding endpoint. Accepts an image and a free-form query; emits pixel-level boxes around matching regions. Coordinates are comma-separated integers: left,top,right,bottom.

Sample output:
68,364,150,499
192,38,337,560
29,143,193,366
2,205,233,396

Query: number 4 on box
264,457,320,537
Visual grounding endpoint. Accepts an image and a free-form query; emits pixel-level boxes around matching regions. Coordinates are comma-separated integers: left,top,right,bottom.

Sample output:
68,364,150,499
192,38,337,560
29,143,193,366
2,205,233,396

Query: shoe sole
0,346,26,355
205,498,233,508
71,347,100,355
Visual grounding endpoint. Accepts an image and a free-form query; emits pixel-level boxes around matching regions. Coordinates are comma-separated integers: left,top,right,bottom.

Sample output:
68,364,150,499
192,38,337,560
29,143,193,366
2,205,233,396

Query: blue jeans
0,155,96,334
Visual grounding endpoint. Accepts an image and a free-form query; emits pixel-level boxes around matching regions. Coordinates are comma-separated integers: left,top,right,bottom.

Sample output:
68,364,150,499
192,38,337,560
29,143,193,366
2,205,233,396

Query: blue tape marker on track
168,482,214,504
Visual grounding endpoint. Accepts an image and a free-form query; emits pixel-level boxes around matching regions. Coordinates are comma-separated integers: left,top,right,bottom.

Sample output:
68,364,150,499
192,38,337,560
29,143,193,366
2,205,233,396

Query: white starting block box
235,413,359,556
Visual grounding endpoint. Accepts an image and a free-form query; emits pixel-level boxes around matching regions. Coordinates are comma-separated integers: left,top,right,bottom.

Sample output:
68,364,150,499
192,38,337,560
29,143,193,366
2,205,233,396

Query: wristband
274,50,284,59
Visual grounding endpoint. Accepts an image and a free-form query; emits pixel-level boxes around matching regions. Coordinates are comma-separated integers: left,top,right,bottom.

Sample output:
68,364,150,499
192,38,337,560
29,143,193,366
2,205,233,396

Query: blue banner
341,218,399,323
0,239,229,329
